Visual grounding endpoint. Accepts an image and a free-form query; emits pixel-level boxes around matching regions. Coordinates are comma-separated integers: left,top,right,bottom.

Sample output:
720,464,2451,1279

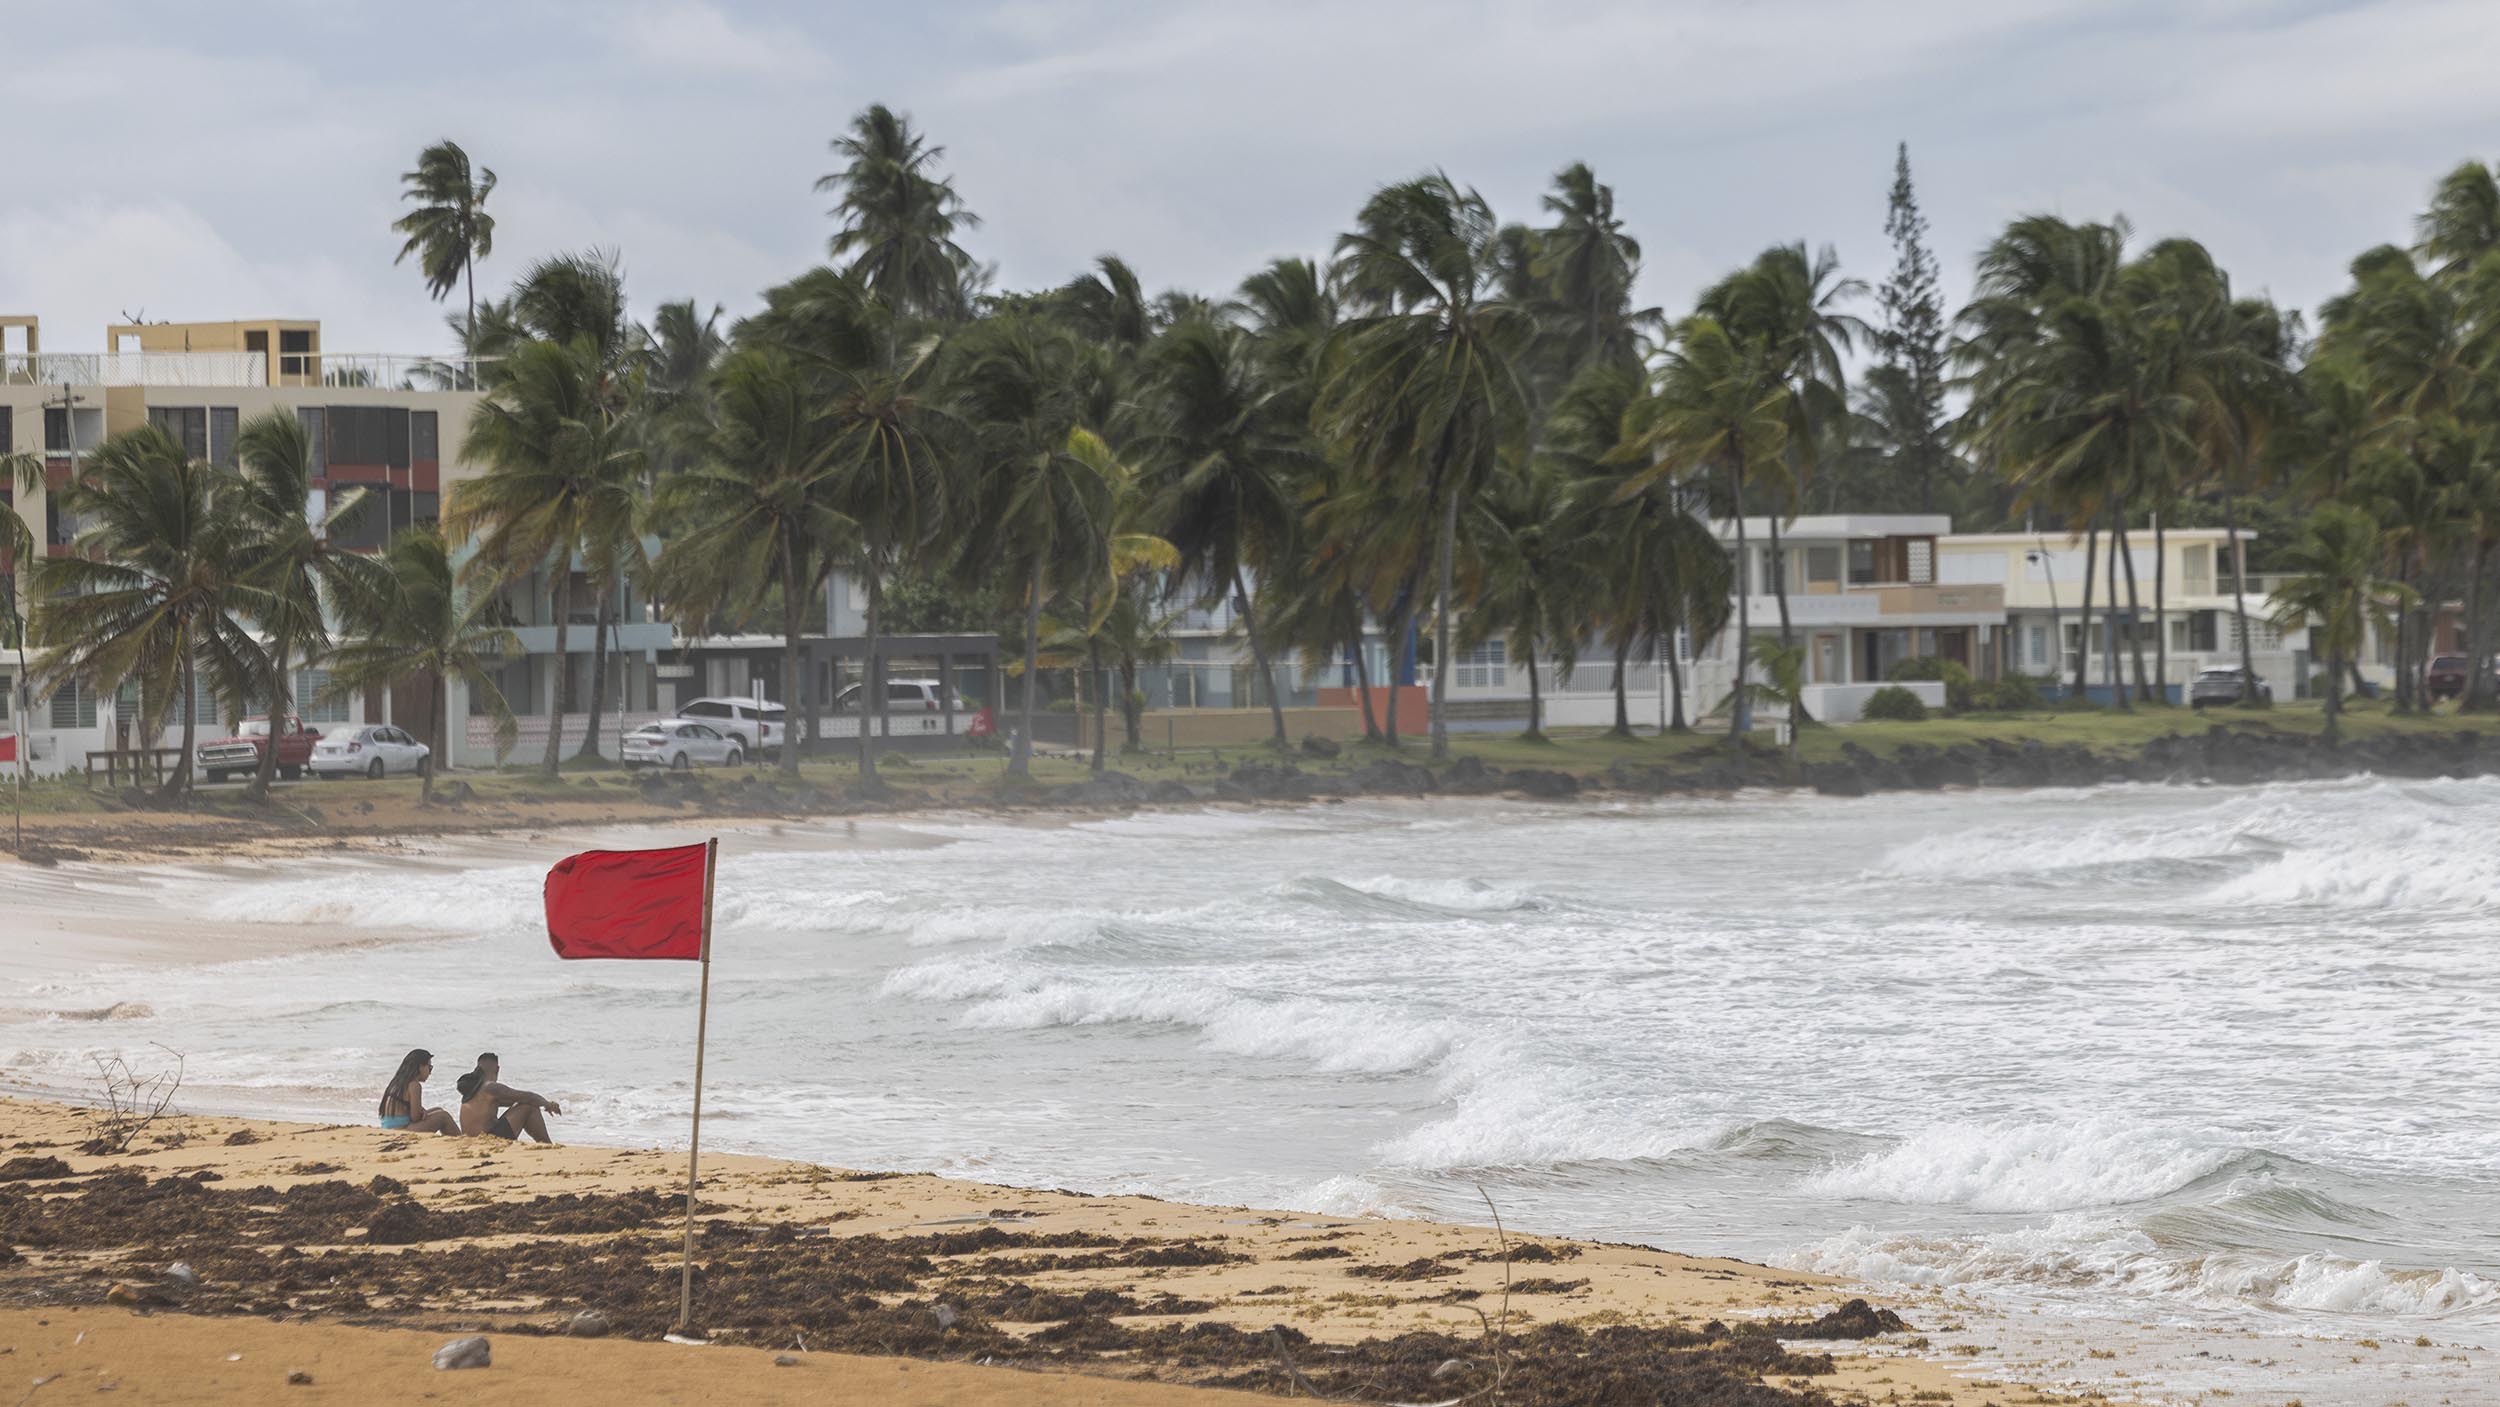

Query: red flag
544,842,710,960
0,734,16,764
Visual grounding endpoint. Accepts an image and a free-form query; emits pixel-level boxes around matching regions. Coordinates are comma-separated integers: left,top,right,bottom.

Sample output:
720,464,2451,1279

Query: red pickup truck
196,716,321,783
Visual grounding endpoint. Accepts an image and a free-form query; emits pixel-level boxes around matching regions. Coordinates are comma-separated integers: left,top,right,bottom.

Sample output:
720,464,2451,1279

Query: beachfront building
2,315,494,779
1936,528,2350,703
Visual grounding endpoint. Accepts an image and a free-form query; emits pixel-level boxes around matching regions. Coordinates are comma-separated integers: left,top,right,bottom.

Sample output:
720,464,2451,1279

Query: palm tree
1532,163,1651,377
1142,319,1311,749
447,336,644,778
391,140,497,376
1319,174,1534,761
650,348,852,778
817,104,983,321
2416,160,2500,281
229,412,378,798
2271,504,2413,744
3,451,39,789
1701,244,1869,656
1465,457,1594,742
28,425,268,797
1745,634,1808,775
946,315,1122,777
642,299,727,481
1621,316,1788,738
324,527,522,802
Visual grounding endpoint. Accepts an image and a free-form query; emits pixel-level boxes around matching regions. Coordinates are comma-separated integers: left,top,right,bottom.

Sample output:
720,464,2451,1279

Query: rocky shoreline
1052,722,2500,808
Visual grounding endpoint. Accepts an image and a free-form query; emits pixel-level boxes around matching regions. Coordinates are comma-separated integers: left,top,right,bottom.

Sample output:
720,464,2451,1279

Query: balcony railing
1,350,495,390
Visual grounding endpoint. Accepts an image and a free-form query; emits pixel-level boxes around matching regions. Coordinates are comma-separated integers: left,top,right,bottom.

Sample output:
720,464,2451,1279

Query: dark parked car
2188,666,2272,708
2425,654,2472,701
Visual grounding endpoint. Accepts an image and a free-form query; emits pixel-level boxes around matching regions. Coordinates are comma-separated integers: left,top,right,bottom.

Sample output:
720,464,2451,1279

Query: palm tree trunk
1011,556,1044,777
1729,468,1754,740
2117,522,2153,704
576,576,615,760
858,566,881,785
2152,512,2169,705
250,630,290,799
2224,485,2262,705
784,543,810,781
1119,654,1141,750
1383,604,1405,749
1522,635,1544,742
165,649,199,798
2076,520,2100,702
1609,635,1631,738
1351,628,1381,742
541,563,573,779
463,253,477,388
2323,643,2344,744
1231,564,1289,751
1769,516,1793,648
1666,629,1689,732
1088,638,1107,774
2463,540,2496,713
2391,573,2413,714
2102,511,2128,710
428,670,449,804
1429,486,1458,762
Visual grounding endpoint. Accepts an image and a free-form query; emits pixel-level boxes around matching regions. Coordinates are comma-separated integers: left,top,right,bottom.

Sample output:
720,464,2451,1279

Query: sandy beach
0,1097,2033,1406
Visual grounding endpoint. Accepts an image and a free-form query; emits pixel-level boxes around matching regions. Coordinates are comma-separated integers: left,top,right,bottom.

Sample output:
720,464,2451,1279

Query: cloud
610,2,830,79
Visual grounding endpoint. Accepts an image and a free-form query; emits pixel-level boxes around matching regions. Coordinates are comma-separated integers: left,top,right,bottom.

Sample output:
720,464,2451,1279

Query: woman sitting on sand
377,1049,458,1133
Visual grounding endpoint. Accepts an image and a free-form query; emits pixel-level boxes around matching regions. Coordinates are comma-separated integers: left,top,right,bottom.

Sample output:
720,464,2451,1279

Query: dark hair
380,1048,432,1119
457,1054,496,1101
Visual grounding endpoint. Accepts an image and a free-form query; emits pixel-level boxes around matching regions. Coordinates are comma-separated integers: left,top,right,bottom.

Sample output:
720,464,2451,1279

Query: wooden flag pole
674,836,718,1335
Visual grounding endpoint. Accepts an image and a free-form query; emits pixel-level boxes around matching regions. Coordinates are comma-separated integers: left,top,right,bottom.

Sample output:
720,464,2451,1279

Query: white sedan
309,724,432,780
623,721,744,770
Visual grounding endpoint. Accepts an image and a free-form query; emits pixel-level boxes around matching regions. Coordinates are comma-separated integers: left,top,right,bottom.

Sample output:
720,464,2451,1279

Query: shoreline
0,1096,2028,1406
8,709,2500,868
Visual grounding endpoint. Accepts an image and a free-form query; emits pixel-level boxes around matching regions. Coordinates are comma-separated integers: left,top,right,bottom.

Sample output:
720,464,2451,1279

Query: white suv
835,679,965,714
674,697,786,759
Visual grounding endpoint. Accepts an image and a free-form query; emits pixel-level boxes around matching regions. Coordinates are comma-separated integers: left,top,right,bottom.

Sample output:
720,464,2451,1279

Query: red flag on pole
0,734,17,764
543,842,711,960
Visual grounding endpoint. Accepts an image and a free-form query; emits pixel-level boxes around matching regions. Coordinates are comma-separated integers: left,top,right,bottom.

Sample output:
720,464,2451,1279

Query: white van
674,697,786,759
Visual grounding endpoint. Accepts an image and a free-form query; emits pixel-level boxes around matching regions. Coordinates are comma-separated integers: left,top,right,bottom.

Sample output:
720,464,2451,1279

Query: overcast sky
6,0,2495,357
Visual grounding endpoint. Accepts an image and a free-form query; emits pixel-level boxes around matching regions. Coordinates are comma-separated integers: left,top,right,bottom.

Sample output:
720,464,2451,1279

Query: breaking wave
1801,1118,2251,1212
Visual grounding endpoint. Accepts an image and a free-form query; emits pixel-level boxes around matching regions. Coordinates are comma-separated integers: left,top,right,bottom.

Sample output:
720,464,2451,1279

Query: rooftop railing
2,350,495,390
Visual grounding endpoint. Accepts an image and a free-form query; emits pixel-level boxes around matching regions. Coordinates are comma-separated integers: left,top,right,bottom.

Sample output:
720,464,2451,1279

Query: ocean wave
2202,840,2500,913
881,958,1457,1075
1280,874,1553,917
196,868,546,933
1792,1219,2500,1322
1800,1118,2250,1212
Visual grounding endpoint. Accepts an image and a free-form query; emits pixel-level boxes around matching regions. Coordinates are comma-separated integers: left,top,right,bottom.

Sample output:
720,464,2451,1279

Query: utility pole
2030,542,2061,691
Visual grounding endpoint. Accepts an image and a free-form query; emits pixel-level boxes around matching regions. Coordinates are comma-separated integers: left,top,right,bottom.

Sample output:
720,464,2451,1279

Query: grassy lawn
11,698,2497,835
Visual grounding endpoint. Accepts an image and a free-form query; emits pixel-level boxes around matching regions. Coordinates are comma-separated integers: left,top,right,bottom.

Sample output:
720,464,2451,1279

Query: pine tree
1878,143,1951,513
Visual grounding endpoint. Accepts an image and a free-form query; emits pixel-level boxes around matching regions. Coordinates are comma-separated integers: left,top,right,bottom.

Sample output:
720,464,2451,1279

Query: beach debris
365,1174,407,1197
0,1157,73,1182
772,1355,800,1367
1431,1357,1471,1380
163,1262,199,1287
564,1310,611,1339
221,1130,259,1146
661,1332,709,1347
104,1282,173,1307
287,1371,313,1386
0,1244,20,1266
430,1336,491,1370
361,1199,439,1245
931,1303,959,1330
225,1355,242,1362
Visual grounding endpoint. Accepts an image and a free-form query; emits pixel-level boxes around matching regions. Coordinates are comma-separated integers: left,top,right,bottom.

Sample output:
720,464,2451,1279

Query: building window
327,406,411,469
294,669,351,723
2027,624,2047,668
0,406,11,455
296,408,327,478
209,407,239,466
2232,616,2283,651
1847,540,1876,585
150,406,210,460
412,410,438,462
43,407,69,453
1806,546,1841,584
1906,539,1934,585
49,680,97,730
1455,640,1507,690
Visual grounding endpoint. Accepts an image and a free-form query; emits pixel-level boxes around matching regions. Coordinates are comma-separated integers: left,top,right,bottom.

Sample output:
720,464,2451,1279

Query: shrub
1861,685,1929,723
1971,673,2046,712
1885,656,1973,711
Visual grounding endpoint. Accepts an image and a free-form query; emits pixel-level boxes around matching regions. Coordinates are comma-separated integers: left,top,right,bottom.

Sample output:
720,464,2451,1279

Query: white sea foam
1801,1119,2242,1212
1326,874,1549,913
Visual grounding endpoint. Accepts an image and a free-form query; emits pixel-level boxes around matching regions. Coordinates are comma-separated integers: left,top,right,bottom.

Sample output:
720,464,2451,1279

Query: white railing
1,350,495,391
3,351,265,387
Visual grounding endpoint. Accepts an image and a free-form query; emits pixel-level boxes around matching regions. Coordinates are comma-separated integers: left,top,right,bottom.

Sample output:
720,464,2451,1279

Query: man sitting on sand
455,1052,562,1142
